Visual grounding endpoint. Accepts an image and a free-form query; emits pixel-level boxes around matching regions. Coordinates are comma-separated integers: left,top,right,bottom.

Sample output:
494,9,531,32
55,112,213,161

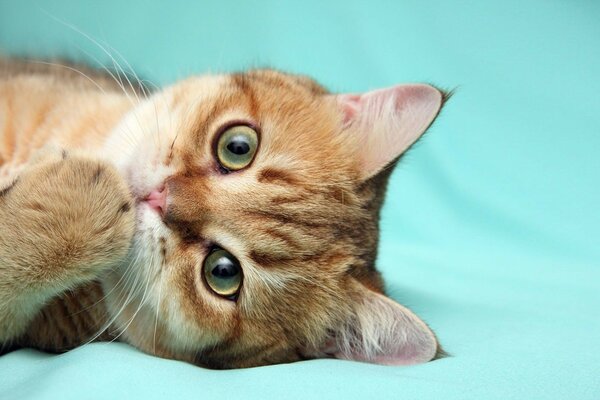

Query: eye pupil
226,138,250,155
212,262,238,278
203,248,243,299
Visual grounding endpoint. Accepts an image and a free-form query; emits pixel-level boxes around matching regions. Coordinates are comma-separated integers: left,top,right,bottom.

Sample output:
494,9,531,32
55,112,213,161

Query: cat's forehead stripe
234,70,296,93
230,74,259,121
235,69,328,96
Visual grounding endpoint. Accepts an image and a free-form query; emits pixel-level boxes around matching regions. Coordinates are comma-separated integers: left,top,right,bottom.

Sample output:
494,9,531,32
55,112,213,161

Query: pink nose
144,186,167,215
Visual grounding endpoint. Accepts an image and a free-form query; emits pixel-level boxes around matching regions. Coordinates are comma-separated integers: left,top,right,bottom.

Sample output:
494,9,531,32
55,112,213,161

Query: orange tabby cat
0,57,447,368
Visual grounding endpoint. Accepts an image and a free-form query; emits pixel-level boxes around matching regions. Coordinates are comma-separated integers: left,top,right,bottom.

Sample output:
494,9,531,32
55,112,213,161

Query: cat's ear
333,84,444,181
327,279,438,365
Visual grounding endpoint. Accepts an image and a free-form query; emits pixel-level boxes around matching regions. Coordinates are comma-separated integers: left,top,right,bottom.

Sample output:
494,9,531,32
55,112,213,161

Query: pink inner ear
326,282,438,366
334,84,443,181
339,94,362,126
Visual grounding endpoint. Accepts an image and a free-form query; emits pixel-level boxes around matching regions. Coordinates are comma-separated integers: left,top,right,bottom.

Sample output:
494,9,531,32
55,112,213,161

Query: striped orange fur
0,57,446,368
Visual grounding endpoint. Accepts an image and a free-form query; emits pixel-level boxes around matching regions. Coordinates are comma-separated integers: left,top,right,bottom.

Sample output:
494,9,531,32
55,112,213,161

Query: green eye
216,125,259,171
203,248,243,299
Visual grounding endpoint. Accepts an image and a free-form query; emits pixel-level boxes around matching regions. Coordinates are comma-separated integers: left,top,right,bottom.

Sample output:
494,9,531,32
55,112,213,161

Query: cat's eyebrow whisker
107,121,141,152
102,40,149,101
70,44,148,147
101,55,150,143
167,100,188,160
138,79,167,155
57,30,138,107
98,51,162,157
48,18,155,149
99,40,166,152
64,20,142,105
150,97,161,149
119,124,142,149
140,79,160,93
95,40,148,97
165,93,174,160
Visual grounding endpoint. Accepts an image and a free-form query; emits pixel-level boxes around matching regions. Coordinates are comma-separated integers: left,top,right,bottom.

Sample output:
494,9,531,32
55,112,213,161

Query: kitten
0,57,447,368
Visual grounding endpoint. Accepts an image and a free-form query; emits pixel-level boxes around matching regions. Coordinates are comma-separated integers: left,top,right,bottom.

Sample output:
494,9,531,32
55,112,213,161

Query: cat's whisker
27,60,107,95
82,248,144,345
152,264,165,354
107,237,158,340
105,256,144,339
69,254,139,316
110,248,156,343
100,40,146,100
83,280,134,343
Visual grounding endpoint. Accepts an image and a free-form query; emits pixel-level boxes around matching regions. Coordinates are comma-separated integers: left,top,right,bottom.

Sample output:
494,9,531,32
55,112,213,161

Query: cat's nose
143,186,168,215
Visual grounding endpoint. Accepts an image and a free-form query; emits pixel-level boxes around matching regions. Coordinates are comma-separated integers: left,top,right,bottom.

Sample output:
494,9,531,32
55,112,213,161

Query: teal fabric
1,1,599,399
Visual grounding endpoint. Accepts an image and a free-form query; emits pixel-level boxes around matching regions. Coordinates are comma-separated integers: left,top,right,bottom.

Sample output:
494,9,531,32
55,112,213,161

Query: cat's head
102,70,446,368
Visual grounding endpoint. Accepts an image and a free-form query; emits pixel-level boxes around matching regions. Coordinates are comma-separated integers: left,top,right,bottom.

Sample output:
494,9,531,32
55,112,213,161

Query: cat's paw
0,151,136,279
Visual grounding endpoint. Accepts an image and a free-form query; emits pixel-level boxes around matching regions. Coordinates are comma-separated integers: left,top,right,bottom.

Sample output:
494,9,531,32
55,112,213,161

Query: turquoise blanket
1,1,599,398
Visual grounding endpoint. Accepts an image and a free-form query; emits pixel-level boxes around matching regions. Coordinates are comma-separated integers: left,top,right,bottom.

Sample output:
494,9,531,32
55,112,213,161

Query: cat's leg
0,151,135,343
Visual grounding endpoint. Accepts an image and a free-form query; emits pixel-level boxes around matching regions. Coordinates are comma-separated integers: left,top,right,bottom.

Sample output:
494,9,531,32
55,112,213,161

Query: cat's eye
202,248,243,300
215,124,259,171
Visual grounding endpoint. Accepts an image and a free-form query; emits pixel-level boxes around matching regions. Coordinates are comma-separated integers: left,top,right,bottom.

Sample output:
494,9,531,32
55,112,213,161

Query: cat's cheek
125,227,237,356
154,286,231,356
